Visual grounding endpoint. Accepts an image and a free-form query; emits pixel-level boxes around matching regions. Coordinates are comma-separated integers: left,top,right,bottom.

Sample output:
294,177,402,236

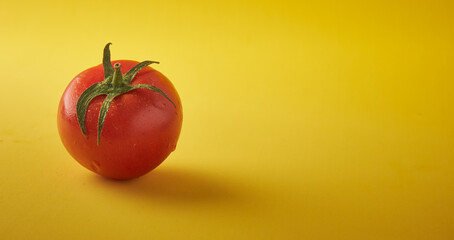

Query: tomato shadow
90,166,240,204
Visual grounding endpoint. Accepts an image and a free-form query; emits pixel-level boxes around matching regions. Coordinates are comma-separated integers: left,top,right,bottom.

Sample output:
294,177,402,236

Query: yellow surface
0,0,453,239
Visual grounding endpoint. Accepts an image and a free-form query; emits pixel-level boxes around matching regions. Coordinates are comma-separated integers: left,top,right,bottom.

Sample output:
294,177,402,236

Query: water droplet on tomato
90,161,101,173
168,143,176,151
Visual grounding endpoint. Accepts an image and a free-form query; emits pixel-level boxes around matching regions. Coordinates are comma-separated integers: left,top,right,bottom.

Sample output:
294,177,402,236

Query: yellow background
0,0,453,239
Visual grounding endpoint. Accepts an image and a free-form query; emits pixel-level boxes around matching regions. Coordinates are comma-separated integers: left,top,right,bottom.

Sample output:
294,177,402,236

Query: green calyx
76,43,176,145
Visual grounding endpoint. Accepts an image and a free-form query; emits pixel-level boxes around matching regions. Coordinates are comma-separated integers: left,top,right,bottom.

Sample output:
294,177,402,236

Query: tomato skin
57,60,182,180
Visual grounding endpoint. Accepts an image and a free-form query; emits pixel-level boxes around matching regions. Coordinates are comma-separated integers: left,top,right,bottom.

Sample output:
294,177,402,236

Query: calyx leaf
76,43,175,145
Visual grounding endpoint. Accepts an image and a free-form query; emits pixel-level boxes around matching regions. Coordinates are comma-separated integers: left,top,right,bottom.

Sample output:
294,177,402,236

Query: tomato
57,43,182,180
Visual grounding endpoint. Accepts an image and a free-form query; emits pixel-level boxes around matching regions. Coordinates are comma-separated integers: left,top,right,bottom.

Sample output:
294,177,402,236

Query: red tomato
57,44,182,180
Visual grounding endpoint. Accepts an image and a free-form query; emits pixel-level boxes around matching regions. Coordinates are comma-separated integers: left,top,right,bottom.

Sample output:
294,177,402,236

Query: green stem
112,63,123,86
76,43,176,145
